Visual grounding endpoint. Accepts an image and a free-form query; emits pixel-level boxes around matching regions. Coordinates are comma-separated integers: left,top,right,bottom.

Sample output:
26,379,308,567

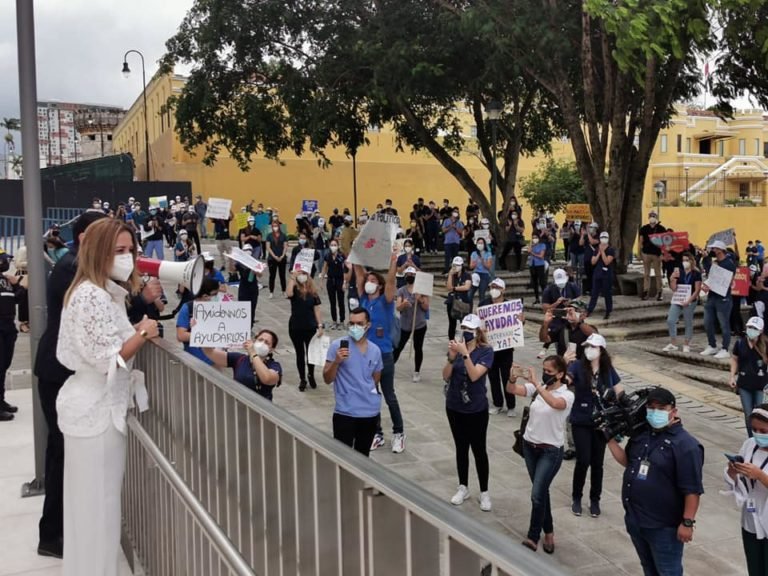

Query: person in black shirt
287,269,324,391
0,251,25,421
638,211,667,300
237,244,261,326
729,316,768,437
498,211,525,271
423,201,440,254
439,198,453,221
480,278,519,417
322,239,347,329
182,207,201,254
142,207,165,260
329,208,344,239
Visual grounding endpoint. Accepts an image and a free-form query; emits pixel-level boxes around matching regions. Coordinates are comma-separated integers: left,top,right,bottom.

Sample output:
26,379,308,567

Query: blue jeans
739,387,764,437
444,243,460,273
570,252,584,285
704,294,732,349
667,302,697,342
199,216,208,238
471,272,490,304
375,353,403,435
522,442,563,543
625,519,683,576
144,239,164,260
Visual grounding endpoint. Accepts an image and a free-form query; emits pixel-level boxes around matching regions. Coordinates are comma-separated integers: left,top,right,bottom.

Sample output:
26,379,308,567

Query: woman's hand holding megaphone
141,278,163,304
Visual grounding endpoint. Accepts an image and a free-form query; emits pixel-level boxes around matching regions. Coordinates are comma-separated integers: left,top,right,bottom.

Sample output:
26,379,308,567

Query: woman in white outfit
56,218,160,576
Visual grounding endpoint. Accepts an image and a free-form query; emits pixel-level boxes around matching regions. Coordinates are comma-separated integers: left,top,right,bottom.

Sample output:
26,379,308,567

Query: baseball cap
553,268,568,282
452,256,464,267
404,266,418,275
569,299,588,311
490,277,506,289
708,240,727,251
648,210,658,218
585,333,607,348
179,229,188,236
599,231,609,239
647,386,676,408
201,252,215,262
460,314,482,330
242,244,253,252
747,316,765,331
344,215,353,222
0,249,12,260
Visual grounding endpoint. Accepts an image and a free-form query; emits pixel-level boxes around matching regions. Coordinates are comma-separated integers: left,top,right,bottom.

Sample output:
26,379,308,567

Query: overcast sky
0,0,193,120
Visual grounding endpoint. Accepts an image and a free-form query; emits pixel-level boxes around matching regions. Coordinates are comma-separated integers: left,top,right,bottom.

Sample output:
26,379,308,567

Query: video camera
592,387,653,440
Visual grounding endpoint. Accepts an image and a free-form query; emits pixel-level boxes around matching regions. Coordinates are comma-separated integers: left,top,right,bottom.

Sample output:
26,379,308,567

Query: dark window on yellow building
676,134,682,153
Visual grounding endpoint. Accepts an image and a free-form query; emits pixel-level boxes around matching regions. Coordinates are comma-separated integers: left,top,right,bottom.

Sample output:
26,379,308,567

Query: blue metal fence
45,207,83,222
0,215,76,254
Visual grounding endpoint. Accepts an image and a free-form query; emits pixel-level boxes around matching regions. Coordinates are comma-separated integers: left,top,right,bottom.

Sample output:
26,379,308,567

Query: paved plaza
0,245,752,575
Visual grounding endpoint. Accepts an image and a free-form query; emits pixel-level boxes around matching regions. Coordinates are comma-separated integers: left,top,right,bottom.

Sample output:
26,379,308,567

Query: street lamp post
351,149,358,224
684,166,690,206
654,181,665,218
485,100,503,226
122,50,150,180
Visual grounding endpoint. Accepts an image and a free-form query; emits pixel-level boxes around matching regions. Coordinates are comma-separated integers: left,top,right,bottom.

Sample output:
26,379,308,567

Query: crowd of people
2,194,767,576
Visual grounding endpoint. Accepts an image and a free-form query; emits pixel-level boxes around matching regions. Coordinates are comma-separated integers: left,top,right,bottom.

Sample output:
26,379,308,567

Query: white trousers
63,424,126,576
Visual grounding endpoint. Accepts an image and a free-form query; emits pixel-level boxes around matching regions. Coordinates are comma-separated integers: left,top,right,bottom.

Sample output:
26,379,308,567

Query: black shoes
298,381,307,392
0,400,18,414
0,410,13,422
308,375,317,389
38,538,63,558
571,499,582,517
590,500,601,517
641,291,648,301
563,449,576,461
603,313,610,320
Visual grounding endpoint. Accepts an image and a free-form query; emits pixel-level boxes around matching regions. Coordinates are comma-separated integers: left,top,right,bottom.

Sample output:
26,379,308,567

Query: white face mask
252,340,270,357
600,238,609,245
404,246,413,254
682,261,691,270
365,281,378,295
584,347,601,361
649,218,658,225
452,212,459,219
110,253,134,282
490,288,502,300
297,273,308,284
482,223,490,229
555,279,567,289
476,242,485,251
330,245,339,253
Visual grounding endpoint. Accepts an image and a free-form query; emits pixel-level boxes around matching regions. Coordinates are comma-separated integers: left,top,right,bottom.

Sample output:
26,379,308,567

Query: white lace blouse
56,279,145,437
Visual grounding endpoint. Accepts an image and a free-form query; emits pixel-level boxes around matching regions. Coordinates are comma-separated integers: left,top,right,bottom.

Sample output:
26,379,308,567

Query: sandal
521,539,538,552
19,322,30,333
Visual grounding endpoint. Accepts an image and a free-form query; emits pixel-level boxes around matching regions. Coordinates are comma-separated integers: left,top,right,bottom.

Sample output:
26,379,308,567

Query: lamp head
121,61,131,78
486,99,503,121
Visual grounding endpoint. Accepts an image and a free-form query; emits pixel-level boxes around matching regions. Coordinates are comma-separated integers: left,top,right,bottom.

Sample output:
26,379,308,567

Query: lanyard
740,445,768,491
683,271,692,286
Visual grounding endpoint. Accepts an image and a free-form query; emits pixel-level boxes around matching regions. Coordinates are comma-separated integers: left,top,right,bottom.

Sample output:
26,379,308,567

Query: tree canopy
519,159,586,215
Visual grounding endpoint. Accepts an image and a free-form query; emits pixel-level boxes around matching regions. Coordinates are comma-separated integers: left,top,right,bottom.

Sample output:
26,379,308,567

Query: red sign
731,266,751,297
650,231,689,253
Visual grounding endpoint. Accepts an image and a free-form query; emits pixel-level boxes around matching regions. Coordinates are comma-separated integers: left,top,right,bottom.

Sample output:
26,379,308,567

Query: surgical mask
452,212,459,219
754,433,768,448
110,253,134,282
574,224,581,232
365,281,378,295
462,331,475,343
682,261,691,271
490,288,502,299
555,279,567,289
584,347,601,361
297,274,308,284
482,223,489,229
272,226,280,232
542,373,558,387
252,341,270,358
404,246,413,254
532,238,539,245
600,238,609,245
649,218,658,225
646,408,670,430
747,328,762,340
452,265,461,273
299,238,307,245
330,245,338,253
476,242,485,251
405,276,416,285
349,325,366,341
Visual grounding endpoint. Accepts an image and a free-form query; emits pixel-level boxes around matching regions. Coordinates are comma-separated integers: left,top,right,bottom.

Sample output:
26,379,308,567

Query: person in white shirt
56,218,160,576
723,405,768,575
507,355,574,554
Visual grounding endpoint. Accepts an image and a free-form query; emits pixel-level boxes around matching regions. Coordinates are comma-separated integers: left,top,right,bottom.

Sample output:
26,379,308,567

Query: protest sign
149,195,167,209
234,212,249,230
307,334,330,366
293,248,316,272
413,272,434,296
705,262,735,297
190,301,251,348
207,197,233,220
473,229,491,243
706,228,735,247
565,204,591,221
731,266,751,297
348,213,398,270
302,200,319,213
225,247,265,273
671,285,692,306
476,299,525,351
393,238,405,254
650,231,689,253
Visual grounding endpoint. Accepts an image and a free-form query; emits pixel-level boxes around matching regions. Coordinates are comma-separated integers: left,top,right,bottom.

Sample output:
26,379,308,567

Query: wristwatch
681,518,696,528
462,354,469,360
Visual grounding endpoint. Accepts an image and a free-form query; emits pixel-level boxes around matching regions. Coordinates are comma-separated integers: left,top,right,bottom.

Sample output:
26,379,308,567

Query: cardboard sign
476,299,525,351
234,212,249,230
149,195,167,208
705,262,735,297
565,204,591,221
302,200,319,213
224,247,265,273
650,231,689,253
731,266,751,297
348,213,398,270
207,197,233,220
671,284,692,306
706,228,735,248
473,229,490,243
293,248,316,272
189,301,251,348
413,272,434,296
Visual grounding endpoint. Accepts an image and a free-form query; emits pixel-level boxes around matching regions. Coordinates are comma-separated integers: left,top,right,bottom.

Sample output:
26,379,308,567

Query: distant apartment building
37,101,126,167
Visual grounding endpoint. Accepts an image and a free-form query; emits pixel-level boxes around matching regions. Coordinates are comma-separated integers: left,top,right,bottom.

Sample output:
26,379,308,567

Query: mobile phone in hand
725,453,744,463
340,340,349,350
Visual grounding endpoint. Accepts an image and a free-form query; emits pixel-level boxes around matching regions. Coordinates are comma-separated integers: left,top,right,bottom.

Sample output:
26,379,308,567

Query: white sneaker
451,485,470,506
662,343,679,352
269,292,274,299
700,345,718,356
488,406,503,415
537,348,547,359
479,492,492,512
714,349,731,360
412,372,421,383
682,345,691,353
507,409,518,418
391,433,406,454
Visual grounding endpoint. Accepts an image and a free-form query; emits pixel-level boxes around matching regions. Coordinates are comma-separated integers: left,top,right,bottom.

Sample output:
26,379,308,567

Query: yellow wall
652,206,768,247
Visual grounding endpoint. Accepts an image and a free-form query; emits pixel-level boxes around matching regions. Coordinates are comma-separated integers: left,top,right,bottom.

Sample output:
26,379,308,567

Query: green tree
161,0,563,237
519,159,586,215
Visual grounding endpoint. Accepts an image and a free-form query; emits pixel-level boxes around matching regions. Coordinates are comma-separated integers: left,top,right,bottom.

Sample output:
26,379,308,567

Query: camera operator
540,300,597,358
538,269,583,359
606,387,704,576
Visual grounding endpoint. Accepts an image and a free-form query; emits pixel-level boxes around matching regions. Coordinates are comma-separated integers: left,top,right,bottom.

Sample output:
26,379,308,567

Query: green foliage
518,159,586,215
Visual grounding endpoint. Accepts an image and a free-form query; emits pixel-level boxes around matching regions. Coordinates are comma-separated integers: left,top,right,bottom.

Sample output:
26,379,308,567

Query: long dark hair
579,346,614,391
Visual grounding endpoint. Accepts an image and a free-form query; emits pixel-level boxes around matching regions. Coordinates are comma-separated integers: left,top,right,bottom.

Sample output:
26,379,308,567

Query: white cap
404,266,418,275
747,316,765,331
471,273,481,287
318,218,325,226
585,333,607,348
179,230,188,237
599,231,609,239
490,277,506,289
480,217,490,225
553,268,568,282
460,313,482,330
242,244,253,252
452,256,464,267
708,240,727,251
202,252,215,262
247,216,255,223
344,215,353,222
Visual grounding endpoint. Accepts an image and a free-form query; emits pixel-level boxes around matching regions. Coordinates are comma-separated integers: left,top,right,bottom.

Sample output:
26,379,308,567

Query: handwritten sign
473,229,491,243
565,204,591,221
302,200,319,213
476,299,525,351
705,262,735,297
650,231,689,253
149,195,167,208
707,228,735,247
190,301,251,348
413,271,434,296
348,213,398,270
207,197,233,220
293,248,316,272
234,212,249,230
671,284,691,306
224,247,265,273
731,266,751,297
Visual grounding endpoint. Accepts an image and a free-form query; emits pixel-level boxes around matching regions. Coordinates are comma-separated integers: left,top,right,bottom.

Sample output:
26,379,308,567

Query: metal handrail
126,414,255,575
